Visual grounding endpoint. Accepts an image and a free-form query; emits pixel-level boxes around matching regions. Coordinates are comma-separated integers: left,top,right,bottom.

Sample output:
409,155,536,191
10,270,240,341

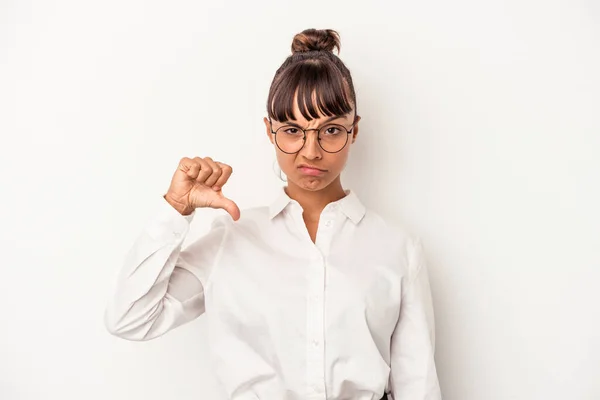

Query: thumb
212,195,241,221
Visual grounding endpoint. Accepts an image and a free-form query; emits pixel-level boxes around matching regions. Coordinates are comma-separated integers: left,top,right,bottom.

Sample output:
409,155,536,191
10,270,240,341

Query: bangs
268,60,354,122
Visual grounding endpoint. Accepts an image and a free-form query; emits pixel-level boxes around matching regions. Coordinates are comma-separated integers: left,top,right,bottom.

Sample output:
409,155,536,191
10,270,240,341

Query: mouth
297,164,327,176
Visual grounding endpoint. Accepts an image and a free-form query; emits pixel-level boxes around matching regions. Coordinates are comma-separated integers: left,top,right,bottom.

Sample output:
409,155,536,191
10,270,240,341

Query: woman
105,28,441,400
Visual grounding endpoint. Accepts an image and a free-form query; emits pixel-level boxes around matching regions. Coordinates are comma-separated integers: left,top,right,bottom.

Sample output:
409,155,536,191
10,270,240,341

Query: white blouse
104,187,441,400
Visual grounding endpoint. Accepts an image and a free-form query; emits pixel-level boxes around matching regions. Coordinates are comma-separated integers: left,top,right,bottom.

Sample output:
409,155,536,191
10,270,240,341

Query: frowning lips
297,163,327,172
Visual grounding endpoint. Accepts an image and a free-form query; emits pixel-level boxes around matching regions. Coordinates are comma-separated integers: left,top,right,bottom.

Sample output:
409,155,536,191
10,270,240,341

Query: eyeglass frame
268,111,358,154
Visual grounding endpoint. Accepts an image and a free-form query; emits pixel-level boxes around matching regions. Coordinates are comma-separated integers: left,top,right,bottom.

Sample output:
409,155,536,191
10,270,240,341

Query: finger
203,157,223,188
212,163,233,190
212,196,241,221
186,160,202,180
192,157,212,185
177,157,200,180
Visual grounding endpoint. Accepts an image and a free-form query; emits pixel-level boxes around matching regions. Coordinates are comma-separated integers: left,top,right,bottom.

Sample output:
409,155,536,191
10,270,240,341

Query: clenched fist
164,156,240,221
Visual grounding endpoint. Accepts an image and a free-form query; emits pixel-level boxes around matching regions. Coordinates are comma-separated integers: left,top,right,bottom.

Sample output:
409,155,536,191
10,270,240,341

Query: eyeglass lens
275,124,350,153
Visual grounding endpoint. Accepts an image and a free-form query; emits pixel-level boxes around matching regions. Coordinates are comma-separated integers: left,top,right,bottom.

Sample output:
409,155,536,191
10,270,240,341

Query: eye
281,127,303,136
322,125,343,135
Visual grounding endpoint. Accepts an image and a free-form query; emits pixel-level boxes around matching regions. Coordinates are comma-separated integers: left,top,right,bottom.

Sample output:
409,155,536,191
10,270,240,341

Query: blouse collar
268,186,366,225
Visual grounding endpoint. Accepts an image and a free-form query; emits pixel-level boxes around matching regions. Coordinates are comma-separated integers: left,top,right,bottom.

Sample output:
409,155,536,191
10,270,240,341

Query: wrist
163,194,193,216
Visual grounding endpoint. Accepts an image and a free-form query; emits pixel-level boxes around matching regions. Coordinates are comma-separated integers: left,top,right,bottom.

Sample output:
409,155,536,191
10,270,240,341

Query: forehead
281,90,353,124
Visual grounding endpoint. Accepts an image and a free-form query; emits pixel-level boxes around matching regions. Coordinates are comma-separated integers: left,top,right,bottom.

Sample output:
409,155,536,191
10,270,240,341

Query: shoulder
361,206,424,273
362,207,417,246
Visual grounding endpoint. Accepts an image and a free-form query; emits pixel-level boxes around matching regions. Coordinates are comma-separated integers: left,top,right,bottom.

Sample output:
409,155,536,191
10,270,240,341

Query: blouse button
324,220,332,227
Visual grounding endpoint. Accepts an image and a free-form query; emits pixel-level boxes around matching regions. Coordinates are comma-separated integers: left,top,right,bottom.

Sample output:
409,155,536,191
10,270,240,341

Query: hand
164,156,240,221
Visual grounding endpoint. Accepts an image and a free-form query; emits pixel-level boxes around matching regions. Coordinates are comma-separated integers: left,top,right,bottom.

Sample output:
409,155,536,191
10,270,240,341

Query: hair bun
291,29,341,54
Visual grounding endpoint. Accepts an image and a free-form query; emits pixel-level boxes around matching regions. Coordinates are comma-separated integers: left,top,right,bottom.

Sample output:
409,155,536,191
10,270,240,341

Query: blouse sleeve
388,237,442,399
103,195,228,341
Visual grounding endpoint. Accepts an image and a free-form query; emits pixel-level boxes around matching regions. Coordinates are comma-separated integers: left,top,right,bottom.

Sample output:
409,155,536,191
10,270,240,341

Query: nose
299,129,322,159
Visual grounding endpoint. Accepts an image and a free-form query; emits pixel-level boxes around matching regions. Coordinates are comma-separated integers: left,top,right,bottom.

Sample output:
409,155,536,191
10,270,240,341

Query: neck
284,177,347,218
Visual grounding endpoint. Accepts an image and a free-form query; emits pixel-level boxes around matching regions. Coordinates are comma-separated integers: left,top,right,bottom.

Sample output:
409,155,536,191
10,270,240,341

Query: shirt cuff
145,195,196,243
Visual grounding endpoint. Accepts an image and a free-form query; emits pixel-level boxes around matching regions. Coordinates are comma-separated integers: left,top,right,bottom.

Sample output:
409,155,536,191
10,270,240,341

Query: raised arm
104,156,238,341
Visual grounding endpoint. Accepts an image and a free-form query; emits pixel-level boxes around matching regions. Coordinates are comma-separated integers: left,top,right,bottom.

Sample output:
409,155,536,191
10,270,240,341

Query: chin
290,175,333,191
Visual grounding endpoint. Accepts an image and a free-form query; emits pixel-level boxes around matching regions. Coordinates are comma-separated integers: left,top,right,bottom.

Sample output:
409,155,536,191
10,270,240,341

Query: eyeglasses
269,113,357,154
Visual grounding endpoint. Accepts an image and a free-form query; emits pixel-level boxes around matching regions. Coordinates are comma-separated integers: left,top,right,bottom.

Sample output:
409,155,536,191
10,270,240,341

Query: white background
1,0,599,399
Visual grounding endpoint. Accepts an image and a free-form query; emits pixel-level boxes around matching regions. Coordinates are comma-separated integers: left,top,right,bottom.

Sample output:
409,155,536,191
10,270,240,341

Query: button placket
315,208,339,258
304,203,341,398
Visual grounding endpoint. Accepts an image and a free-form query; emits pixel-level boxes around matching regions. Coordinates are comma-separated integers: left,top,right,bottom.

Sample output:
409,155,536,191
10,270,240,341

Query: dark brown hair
266,29,357,122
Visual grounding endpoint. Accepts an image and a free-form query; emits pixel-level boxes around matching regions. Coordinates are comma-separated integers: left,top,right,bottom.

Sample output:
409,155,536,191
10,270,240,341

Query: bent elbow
103,305,152,341
103,305,126,338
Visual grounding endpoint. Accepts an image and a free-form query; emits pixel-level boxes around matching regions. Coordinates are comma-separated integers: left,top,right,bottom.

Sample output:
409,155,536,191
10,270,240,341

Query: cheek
328,150,350,170
275,151,295,170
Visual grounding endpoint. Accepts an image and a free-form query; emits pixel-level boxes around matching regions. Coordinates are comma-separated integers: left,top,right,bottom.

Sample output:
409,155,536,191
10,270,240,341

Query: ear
351,115,361,144
264,117,275,144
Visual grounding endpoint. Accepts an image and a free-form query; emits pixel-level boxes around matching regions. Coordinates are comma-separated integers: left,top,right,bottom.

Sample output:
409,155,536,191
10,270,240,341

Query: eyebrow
278,114,347,127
